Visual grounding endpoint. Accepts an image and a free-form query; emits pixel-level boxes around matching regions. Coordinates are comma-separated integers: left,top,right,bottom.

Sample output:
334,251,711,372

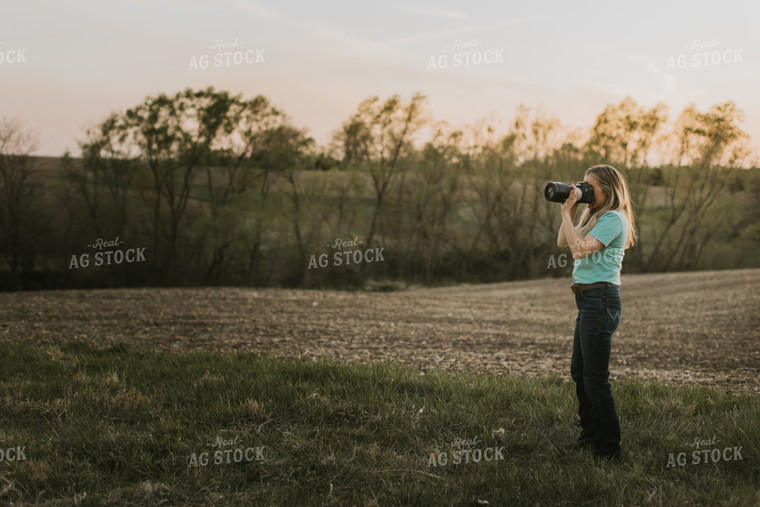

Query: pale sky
1,0,758,158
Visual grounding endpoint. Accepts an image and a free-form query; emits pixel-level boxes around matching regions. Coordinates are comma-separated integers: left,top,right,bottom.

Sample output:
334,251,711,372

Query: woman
556,164,637,461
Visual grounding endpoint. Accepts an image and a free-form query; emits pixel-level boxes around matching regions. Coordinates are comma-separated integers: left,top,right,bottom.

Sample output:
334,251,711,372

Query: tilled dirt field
2,269,759,393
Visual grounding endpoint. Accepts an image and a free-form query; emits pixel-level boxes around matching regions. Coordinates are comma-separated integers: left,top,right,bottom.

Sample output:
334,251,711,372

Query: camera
544,181,595,204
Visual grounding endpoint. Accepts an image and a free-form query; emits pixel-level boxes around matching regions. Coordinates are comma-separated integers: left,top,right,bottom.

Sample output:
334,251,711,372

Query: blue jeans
570,284,622,455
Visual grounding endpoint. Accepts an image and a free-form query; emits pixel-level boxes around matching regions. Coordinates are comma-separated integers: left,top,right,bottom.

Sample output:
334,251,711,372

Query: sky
1,0,758,159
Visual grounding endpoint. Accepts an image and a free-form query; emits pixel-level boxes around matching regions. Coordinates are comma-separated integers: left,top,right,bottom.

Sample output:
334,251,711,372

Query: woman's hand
560,183,579,218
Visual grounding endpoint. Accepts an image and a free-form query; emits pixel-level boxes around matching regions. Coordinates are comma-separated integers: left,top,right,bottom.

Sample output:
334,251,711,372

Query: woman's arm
557,201,579,247
560,185,604,259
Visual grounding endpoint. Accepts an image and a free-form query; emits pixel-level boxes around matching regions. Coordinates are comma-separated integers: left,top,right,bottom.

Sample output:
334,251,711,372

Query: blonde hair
576,164,637,249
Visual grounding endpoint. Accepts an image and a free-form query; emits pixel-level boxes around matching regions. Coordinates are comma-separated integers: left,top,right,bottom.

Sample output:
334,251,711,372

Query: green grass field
0,341,757,505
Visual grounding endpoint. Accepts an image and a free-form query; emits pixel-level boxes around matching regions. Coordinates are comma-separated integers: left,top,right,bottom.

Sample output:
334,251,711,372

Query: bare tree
587,97,667,169
405,123,463,282
70,114,139,237
200,94,285,283
336,93,427,250
644,102,749,271
0,117,39,289
118,87,238,277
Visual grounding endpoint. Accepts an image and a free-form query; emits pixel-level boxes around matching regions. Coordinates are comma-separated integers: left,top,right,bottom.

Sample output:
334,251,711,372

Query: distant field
2,268,758,393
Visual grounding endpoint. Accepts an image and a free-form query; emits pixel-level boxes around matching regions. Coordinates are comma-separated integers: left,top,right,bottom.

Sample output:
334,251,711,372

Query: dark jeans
570,284,622,455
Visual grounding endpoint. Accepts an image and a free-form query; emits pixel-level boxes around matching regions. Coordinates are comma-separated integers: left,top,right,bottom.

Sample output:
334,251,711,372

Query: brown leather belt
571,282,618,294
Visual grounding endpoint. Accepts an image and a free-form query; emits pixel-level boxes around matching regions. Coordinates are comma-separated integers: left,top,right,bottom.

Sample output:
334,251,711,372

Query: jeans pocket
603,298,622,330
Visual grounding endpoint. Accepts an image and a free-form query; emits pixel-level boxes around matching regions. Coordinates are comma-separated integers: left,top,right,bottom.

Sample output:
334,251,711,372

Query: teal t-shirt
572,209,628,285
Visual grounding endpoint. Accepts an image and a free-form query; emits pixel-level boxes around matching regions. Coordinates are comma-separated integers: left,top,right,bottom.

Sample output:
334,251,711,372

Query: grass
0,341,757,505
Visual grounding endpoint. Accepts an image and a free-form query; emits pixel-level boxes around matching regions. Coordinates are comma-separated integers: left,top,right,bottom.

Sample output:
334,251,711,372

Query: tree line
0,88,758,290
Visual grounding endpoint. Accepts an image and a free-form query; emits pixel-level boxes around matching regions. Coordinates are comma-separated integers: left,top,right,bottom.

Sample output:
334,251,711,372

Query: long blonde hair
576,164,637,249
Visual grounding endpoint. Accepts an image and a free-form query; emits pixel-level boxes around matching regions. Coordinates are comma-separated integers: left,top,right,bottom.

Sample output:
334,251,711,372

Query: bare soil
2,268,758,393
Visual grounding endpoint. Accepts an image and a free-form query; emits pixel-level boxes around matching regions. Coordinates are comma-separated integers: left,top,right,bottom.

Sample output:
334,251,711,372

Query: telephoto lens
544,181,595,204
